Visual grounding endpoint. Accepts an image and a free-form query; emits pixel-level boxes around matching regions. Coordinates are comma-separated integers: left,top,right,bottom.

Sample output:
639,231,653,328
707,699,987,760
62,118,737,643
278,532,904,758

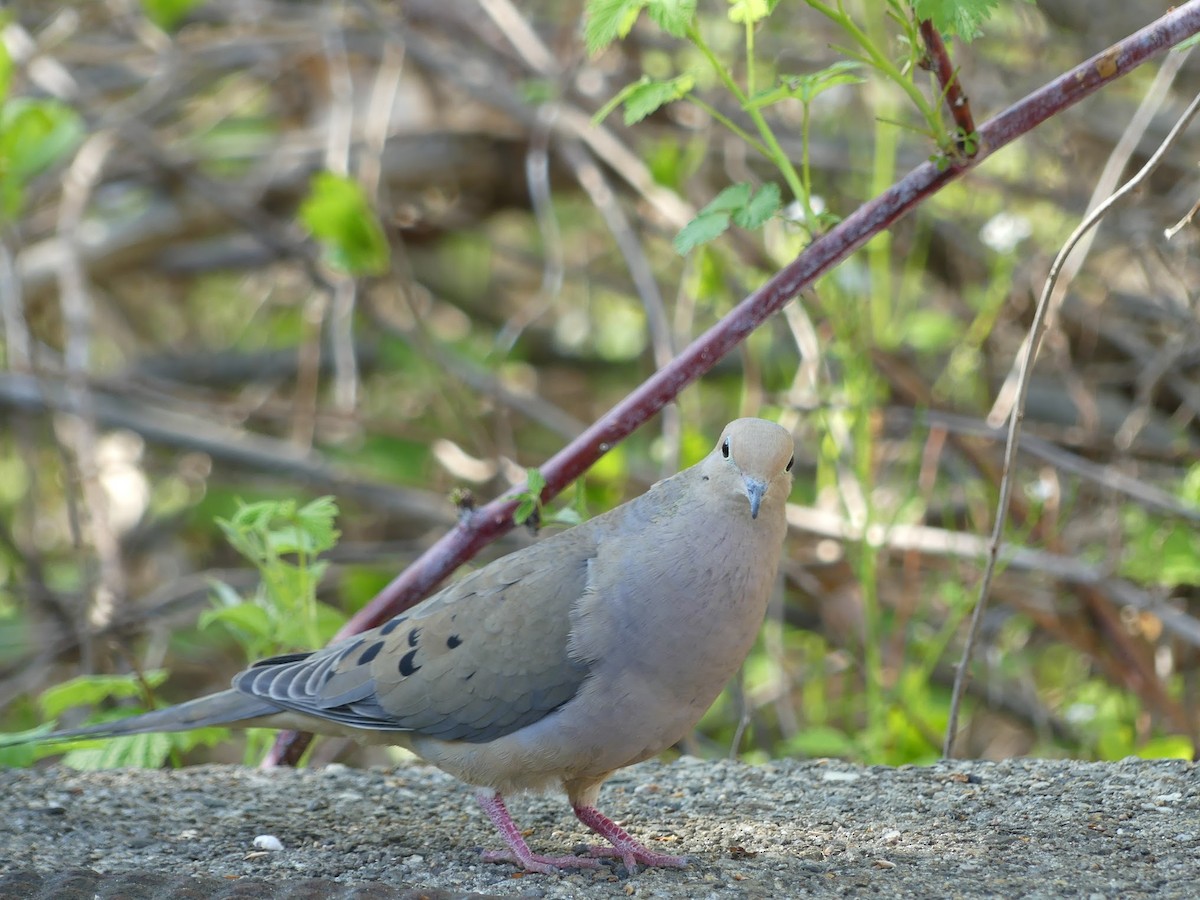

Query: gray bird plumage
32,418,796,874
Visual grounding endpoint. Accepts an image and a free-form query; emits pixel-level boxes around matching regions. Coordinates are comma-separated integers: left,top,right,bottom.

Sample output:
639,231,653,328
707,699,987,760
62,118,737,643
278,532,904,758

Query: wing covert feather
231,530,596,742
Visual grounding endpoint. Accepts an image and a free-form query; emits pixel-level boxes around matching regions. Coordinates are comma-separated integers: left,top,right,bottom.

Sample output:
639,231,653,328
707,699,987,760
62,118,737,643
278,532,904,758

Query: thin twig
943,86,1200,759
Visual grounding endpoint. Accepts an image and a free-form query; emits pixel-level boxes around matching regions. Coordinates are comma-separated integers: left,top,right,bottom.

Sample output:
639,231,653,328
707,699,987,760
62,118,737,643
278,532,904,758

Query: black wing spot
398,648,421,677
446,634,462,649
407,627,421,648
357,642,383,665
379,617,406,636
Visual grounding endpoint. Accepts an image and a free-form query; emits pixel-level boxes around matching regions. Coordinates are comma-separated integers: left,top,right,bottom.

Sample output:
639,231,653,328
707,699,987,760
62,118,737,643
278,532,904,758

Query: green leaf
732,183,780,229
675,182,778,253
1135,735,1195,760
514,468,546,525
295,496,341,552
584,0,648,54
298,172,390,275
315,601,349,638
1123,509,1200,588
37,671,168,720
53,726,227,770
903,309,962,352
674,210,731,255
647,0,696,37
0,99,85,219
140,0,201,31
199,602,274,642
701,182,753,214
783,724,859,758
793,61,866,104
622,74,695,125
61,731,175,769
913,0,1004,42
217,497,339,560
727,0,771,25
743,84,792,111
513,497,536,525
0,724,57,767
0,38,11,101
1180,461,1200,506
748,63,865,110
526,468,547,495
1157,525,1200,587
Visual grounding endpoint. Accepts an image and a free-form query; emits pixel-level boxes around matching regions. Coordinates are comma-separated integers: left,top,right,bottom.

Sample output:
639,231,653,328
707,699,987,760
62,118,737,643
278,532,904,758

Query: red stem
264,2,1200,766
919,19,977,156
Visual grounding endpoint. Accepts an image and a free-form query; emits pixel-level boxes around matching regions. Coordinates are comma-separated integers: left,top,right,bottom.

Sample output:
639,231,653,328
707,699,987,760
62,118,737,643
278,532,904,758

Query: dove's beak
744,477,766,520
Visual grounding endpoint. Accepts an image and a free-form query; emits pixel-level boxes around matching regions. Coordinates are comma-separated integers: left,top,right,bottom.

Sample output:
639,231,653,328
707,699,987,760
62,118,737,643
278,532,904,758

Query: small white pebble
882,829,901,844
177,829,199,840
822,771,861,783
253,835,284,851
873,858,896,869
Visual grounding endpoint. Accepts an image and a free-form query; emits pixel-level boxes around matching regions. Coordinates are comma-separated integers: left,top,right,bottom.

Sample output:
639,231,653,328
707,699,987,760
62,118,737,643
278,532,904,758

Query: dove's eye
786,455,794,472
721,437,730,458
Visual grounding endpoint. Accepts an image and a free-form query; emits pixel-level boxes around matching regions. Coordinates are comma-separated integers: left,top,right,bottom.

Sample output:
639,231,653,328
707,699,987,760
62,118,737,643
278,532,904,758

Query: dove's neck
591,470,786,699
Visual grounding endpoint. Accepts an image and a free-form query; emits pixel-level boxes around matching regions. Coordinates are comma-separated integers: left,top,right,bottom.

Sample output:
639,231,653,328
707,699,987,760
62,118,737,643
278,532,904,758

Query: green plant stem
852,371,885,746
686,95,771,156
745,15,756,99
687,24,806,203
866,22,897,340
750,106,806,206
804,0,941,133
798,103,821,232
299,546,319,648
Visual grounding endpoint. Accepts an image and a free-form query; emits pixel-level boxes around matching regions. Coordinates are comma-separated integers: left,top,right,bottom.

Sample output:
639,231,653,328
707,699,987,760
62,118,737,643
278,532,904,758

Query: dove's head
704,418,795,520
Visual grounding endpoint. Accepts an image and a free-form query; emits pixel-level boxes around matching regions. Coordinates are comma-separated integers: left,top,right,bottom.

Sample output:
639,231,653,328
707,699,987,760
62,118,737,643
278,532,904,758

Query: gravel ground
0,756,1196,899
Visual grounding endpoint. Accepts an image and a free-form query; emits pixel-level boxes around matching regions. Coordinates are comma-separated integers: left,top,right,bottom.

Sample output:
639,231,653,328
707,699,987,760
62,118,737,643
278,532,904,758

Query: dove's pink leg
475,790,601,874
573,805,691,873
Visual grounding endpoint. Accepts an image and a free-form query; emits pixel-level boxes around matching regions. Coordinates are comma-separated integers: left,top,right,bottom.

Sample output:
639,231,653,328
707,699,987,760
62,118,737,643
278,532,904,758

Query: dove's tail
41,690,280,742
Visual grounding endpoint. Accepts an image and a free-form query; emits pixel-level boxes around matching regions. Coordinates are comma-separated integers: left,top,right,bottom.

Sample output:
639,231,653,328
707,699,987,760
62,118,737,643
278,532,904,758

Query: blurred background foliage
0,0,1197,771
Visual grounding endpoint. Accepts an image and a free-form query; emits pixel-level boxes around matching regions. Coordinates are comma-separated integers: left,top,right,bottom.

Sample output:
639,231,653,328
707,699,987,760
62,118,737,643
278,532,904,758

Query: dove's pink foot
475,791,601,874
574,805,691,873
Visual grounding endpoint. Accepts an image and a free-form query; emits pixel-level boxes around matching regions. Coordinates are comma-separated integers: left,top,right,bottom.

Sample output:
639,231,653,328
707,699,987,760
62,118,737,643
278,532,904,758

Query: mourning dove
37,418,795,874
